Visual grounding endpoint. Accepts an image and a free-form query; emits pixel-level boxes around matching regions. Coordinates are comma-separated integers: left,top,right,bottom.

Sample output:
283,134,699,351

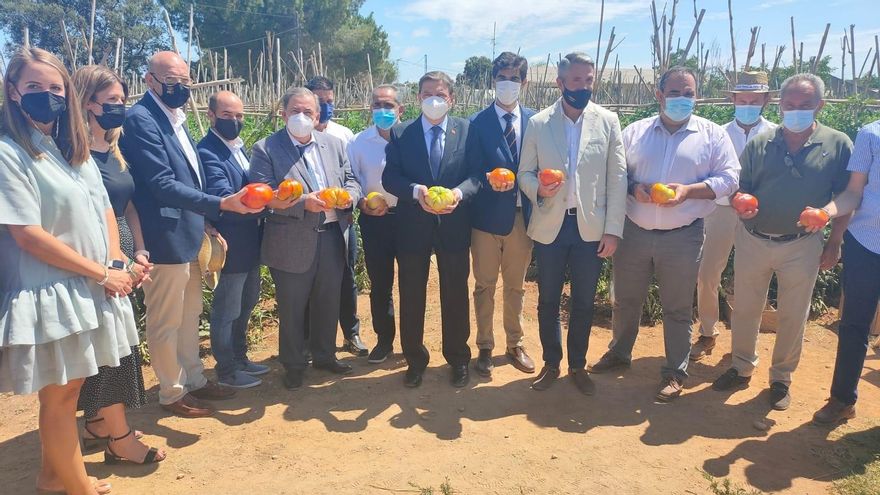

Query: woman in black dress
73,65,166,465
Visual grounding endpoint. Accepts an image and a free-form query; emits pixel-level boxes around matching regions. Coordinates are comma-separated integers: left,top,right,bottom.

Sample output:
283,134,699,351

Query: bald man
199,91,271,389
120,52,259,418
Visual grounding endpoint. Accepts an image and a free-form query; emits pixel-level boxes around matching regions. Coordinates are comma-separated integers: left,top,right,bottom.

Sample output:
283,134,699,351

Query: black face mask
20,91,67,123
95,103,126,130
151,73,191,109
562,86,592,110
214,117,243,140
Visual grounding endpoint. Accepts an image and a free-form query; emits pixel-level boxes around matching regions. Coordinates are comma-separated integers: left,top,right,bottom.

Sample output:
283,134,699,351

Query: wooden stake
88,0,96,65
727,0,737,79
850,25,857,95
812,23,831,74
790,17,797,69
681,8,705,62
596,0,605,64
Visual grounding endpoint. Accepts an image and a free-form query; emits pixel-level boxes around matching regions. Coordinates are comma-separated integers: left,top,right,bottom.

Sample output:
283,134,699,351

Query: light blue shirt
847,119,880,254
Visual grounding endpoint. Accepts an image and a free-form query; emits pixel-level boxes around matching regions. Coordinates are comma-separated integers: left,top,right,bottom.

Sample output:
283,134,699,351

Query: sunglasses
783,153,803,179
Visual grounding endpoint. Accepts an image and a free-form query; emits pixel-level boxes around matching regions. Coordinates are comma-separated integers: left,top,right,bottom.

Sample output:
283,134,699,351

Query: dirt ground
1,269,879,495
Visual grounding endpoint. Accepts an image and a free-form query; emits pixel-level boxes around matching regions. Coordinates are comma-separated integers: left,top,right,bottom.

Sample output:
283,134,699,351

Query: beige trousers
696,205,739,337
731,224,823,385
143,261,207,404
471,212,533,351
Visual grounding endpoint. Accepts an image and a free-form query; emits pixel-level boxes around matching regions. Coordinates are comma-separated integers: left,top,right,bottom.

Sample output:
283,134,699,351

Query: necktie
296,144,320,189
503,113,518,164
429,125,443,179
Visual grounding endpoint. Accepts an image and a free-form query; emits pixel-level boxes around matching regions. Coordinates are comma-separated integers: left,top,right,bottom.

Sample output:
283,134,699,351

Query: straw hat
729,71,773,93
198,232,226,290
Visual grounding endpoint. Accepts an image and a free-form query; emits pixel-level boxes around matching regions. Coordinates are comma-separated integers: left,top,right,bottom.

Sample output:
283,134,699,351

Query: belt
565,208,577,216
748,229,810,242
314,221,339,233
652,218,702,233
386,206,397,215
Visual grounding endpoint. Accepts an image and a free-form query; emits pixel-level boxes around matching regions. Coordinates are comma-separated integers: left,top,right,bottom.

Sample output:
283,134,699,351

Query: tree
164,0,395,82
456,56,492,88
0,0,169,72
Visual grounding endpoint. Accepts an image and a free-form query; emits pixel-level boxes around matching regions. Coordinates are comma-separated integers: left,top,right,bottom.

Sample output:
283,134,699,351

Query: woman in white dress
0,48,142,494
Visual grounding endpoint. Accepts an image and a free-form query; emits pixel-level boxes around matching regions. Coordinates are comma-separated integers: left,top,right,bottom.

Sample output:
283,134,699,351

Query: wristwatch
109,260,127,271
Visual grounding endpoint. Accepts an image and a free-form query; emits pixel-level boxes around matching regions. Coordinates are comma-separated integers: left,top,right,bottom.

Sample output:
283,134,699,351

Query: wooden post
60,20,76,70
744,27,760,71
727,0,737,79
187,4,194,67
850,25,858,95
595,0,605,64
681,8,705,63
23,26,29,49
88,0,96,65
366,53,374,91
791,17,798,69
812,23,831,74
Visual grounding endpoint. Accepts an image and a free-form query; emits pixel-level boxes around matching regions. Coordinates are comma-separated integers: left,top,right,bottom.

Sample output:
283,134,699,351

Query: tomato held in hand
276,179,303,201
538,169,565,186
798,207,830,230
650,183,676,204
487,167,516,189
365,191,386,210
731,192,759,214
317,187,352,209
425,186,455,212
241,183,274,209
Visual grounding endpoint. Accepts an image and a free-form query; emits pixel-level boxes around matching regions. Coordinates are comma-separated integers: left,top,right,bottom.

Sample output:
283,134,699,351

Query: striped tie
503,113,518,164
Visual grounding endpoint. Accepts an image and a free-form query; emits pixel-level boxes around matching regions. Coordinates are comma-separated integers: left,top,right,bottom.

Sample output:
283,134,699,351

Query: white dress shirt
288,132,337,223
719,116,777,205
148,90,201,188
324,120,355,149
564,112,584,209
348,125,397,207
495,102,523,207
623,115,741,230
211,129,249,171
415,115,449,200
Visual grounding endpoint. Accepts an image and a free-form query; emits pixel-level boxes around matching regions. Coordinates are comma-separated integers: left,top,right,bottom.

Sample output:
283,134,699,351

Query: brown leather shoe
588,351,630,374
656,377,683,402
812,397,856,425
531,366,560,391
569,368,596,396
506,346,536,373
189,380,236,400
689,335,716,361
161,394,214,418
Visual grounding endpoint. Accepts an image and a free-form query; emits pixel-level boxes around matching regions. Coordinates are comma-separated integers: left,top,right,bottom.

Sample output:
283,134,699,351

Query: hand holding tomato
798,207,831,232
487,168,516,192
537,169,565,198
222,185,268,214
303,192,329,213
731,192,759,219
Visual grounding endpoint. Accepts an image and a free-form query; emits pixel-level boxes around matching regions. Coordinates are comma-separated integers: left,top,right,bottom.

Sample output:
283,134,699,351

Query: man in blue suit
468,52,537,377
120,52,259,418
200,91,271,389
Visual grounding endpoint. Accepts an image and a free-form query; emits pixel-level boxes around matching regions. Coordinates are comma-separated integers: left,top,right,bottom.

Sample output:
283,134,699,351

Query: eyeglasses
783,153,803,179
150,72,192,87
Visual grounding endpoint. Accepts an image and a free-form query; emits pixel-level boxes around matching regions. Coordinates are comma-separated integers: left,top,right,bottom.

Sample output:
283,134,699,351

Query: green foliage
456,56,493,89
164,0,395,81
702,472,762,495
0,0,169,71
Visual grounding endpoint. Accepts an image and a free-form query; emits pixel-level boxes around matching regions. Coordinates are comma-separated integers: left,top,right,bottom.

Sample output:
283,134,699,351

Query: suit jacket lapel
278,132,318,191
439,118,460,178
488,108,515,165
575,105,600,168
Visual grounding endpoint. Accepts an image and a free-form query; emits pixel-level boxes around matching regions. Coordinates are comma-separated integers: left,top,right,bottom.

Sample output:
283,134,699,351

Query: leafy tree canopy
456,55,492,89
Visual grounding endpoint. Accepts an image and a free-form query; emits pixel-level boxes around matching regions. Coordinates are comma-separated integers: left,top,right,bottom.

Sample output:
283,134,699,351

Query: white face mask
287,112,314,138
495,80,521,106
421,96,449,121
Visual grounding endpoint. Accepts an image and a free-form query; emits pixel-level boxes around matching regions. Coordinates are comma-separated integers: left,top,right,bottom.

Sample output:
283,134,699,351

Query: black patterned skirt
76,217,146,418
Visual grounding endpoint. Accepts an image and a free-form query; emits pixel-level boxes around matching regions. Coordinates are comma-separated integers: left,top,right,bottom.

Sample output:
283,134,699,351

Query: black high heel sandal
82,417,145,453
104,429,164,465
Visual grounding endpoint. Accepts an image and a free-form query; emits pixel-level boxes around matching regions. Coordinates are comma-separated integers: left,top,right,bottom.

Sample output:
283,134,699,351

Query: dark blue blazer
199,131,262,274
120,93,221,264
466,104,536,236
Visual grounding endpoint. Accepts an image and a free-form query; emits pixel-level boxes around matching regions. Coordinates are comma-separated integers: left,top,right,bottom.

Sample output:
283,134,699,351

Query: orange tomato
650,183,676,204
276,179,303,201
538,169,565,186
318,187,352,209
241,183,274,209
487,167,516,189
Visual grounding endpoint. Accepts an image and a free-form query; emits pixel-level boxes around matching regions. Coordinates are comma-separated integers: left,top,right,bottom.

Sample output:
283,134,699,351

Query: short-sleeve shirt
0,130,111,294
846,119,880,254
740,123,852,235
93,150,135,217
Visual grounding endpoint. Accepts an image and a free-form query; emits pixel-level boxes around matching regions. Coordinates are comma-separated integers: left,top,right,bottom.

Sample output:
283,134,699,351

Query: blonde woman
73,65,166,465
0,48,140,494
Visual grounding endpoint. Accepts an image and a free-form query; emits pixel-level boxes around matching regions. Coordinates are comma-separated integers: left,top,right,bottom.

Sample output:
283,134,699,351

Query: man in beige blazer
518,52,627,395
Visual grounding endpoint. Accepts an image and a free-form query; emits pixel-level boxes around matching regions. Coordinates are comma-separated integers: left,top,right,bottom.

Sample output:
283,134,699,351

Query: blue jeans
209,267,261,379
534,214,603,370
831,231,880,405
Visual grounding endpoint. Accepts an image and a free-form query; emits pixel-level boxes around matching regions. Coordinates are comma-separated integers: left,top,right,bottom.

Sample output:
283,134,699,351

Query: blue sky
362,0,878,82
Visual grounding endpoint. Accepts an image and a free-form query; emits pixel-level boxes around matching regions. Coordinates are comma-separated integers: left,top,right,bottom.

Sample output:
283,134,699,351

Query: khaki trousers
696,205,739,336
143,261,207,404
471,212,533,351
731,225,823,385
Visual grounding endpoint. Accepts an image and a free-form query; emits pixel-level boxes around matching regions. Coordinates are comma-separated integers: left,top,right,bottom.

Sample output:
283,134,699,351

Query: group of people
0,44,878,495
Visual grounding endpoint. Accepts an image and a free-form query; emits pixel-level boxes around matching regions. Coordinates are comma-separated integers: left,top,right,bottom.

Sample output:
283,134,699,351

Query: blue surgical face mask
319,101,334,123
782,109,816,133
662,96,695,122
734,105,763,126
372,108,397,130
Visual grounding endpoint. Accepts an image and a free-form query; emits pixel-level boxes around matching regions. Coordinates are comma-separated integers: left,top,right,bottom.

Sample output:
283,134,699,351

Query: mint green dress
0,130,138,394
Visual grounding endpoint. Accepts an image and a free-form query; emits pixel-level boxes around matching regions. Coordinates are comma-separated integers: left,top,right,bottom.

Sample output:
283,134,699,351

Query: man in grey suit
249,87,362,389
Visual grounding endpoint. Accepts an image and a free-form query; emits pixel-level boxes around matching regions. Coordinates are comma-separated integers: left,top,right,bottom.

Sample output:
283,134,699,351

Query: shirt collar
770,122,824,146
564,112,584,126
147,90,186,128
652,114,699,134
364,125,387,142
421,115,448,134
494,102,521,121
288,131,316,149
211,129,244,151
729,116,771,136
